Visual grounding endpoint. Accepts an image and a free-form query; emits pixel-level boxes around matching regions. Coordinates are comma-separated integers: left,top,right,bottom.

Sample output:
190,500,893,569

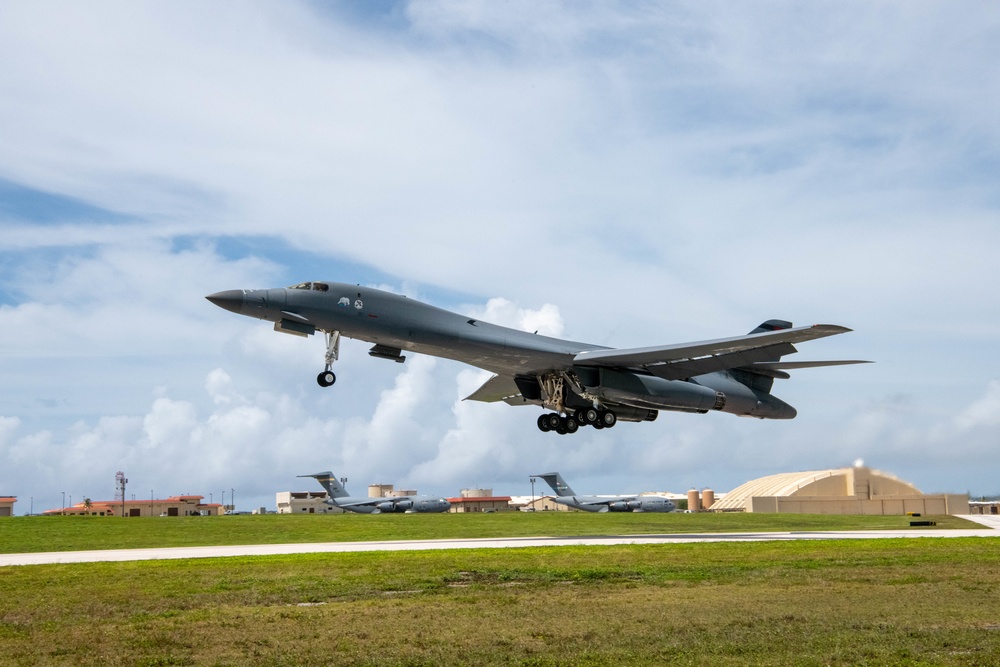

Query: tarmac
1,517,998,567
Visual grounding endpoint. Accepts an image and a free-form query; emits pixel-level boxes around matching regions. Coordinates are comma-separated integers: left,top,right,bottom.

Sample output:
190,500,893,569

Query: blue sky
1,1,999,513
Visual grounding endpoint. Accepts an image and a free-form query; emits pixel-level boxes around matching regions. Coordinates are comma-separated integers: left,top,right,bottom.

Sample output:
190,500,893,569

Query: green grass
1,538,999,666
0,511,978,554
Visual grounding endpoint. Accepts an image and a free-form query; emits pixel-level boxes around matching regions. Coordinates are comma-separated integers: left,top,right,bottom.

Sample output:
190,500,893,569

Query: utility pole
61,491,65,515
231,488,235,513
530,477,536,512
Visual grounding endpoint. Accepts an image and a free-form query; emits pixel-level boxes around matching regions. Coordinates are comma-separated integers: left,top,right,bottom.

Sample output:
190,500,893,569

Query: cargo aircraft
207,281,868,435
535,472,675,513
301,472,451,514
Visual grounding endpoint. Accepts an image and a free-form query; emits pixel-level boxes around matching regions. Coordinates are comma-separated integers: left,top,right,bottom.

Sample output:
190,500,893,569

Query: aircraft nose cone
206,290,245,315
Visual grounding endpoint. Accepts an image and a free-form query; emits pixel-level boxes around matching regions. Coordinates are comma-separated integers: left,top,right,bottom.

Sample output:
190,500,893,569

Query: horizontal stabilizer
751,360,873,370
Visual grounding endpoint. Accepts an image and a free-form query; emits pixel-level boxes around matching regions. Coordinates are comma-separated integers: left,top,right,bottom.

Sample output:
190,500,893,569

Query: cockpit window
288,282,330,291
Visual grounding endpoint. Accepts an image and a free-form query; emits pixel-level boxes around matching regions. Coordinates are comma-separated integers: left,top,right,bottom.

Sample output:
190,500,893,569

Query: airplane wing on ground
335,499,381,509
572,324,863,381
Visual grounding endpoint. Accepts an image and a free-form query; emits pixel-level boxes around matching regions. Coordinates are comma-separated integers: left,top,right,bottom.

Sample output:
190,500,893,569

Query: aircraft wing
464,374,521,403
573,324,856,381
334,498,383,509
463,374,538,406
576,496,636,510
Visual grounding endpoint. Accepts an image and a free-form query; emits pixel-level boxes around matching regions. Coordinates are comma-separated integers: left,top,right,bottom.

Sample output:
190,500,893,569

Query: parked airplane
301,472,451,514
535,472,675,513
207,281,868,434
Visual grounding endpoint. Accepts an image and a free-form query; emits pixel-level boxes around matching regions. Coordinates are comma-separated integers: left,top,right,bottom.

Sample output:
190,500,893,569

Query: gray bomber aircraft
534,472,675,513
301,472,451,514
207,281,868,435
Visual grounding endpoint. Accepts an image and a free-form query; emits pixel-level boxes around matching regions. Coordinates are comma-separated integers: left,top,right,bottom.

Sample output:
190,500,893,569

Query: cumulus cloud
955,380,1000,431
1,2,998,510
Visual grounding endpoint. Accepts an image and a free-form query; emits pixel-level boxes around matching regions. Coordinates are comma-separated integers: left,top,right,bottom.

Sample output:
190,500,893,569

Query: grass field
1,514,998,665
0,511,979,554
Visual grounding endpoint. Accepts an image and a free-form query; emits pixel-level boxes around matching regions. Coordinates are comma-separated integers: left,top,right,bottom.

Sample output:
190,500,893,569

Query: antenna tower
114,471,128,516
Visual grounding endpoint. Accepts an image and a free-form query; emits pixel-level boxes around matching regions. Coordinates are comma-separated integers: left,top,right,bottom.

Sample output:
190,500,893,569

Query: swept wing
572,324,859,381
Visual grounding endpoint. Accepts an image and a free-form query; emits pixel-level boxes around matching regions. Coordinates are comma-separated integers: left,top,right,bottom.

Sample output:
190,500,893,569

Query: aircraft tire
583,407,599,424
600,410,617,428
317,371,336,387
537,414,552,432
564,417,579,434
544,413,562,430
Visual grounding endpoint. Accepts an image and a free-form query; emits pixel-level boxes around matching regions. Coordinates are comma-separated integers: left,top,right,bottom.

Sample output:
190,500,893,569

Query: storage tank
368,484,394,498
461,488,492,498
687,488,701,512
702,488,715,509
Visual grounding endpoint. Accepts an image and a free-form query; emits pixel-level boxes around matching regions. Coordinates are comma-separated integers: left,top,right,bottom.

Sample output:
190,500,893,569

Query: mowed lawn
0,511,980,554
1,537,999,666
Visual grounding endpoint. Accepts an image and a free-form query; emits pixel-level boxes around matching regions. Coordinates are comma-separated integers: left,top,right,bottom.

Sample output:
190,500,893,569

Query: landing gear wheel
317,370,336,387
583,408,599,424
564,417,579,434
599,410,617,428
544,413,562,431
537,414,552,432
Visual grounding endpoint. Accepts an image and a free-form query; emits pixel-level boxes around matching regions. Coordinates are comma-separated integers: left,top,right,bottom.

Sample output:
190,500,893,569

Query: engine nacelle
376,501,398,513
607,501,631,512
610,406,659,423
393,499,413,511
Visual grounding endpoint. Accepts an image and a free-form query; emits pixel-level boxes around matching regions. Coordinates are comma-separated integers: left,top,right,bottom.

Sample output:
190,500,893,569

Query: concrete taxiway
1,521,997,567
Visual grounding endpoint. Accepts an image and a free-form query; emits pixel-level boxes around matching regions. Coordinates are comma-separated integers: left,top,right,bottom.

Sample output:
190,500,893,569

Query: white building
276,491,344,514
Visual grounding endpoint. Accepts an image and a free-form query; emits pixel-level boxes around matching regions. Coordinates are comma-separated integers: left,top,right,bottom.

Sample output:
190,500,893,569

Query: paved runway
2,520,997,567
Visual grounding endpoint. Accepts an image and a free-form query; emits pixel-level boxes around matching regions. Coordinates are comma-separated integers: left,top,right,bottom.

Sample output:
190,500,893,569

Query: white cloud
0,1,998,510
955,380,1000,432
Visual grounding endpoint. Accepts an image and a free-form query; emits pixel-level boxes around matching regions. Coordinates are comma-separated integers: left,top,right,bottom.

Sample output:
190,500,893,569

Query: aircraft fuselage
206,281,861,431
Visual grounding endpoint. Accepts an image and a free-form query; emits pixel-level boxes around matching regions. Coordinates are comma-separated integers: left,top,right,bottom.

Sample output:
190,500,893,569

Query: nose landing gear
317,331,341,388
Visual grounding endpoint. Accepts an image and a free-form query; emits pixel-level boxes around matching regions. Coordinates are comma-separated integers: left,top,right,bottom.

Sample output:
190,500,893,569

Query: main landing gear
536,408,617,435
317,331,341,388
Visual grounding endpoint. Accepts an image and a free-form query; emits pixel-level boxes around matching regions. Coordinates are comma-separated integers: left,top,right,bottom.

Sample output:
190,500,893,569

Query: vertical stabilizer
300,471,350,498
747,319,793,336
535,472,576,497
734,320,796,394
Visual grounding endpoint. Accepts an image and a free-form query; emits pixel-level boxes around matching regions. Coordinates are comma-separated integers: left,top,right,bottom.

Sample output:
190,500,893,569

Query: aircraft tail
731,320,797,394
299,471,350,498
534,472,576,497
734,320,870,396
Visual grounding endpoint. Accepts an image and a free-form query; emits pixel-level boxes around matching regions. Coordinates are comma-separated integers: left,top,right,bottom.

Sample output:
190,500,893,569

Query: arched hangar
710,466,968,515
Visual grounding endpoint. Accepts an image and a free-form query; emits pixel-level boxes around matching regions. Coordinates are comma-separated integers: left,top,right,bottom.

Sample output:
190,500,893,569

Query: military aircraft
534,472,675,513
207,281,868,435
300,472,451,514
